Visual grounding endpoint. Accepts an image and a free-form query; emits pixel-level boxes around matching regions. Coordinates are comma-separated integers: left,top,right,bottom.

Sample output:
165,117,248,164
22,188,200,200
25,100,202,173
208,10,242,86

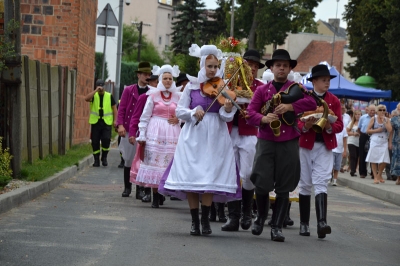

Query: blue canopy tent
301,66,391,101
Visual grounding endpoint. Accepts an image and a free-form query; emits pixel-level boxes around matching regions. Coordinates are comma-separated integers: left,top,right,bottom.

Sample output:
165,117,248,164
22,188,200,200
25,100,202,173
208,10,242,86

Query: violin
203,77,237,106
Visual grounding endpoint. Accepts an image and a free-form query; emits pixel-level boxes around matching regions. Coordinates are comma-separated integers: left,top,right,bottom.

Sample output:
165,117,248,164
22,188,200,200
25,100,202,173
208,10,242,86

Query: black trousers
348,144,359,174
91,120,111,154
358,133,369,176
250,138,300,197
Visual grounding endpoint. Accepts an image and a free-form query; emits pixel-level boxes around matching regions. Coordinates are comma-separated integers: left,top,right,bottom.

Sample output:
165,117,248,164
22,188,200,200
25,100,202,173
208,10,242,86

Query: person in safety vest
85,79,118,167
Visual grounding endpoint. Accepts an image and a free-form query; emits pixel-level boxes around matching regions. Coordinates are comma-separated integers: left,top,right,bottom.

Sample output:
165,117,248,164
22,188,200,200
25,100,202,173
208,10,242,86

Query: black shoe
270,197,289,242
142,188,151,202
152,192,159,208
316,193,331,239
121,167,132,197
299,194,311,236
241,188,254,230
118,157,124,168
135,185,144,200
209,202,217,222
251,193,269,236
170,196,182,201
190,208,201,236
221,200,240,231
350,172,357,177
201,205,212,235
93,154,100,167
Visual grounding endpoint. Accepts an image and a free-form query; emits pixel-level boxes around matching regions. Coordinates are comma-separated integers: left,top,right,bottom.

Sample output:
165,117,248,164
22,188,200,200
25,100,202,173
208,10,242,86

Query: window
159,36,162,45
165,34,170,46
168,13,171,19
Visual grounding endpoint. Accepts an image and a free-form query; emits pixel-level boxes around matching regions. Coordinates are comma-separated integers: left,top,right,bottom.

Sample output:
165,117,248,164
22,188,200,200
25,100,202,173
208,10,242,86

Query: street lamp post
230,0,235,36
330,0,340,67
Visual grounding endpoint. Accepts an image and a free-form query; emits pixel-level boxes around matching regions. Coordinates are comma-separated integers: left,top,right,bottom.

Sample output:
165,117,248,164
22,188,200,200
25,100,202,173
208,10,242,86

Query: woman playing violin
158,44,241,236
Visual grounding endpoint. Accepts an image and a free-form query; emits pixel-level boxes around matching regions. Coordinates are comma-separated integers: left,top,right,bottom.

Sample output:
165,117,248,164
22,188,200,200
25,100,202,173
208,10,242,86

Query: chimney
328,18,340,31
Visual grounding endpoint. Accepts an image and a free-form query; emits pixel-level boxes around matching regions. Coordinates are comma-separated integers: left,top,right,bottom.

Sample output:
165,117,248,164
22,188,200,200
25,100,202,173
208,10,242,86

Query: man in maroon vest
221,50,265,232
116,62,151,198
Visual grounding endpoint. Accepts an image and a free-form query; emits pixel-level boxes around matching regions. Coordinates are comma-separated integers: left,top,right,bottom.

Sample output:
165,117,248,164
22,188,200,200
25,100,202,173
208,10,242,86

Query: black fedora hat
176,73,189,86
146,75,159,82
265,49,297,69
243,49,265,68
307,64,336,81
135,61,152,74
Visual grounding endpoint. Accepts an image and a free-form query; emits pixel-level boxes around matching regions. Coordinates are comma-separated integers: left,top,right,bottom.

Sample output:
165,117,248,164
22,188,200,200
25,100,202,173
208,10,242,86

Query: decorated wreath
215,36,254,99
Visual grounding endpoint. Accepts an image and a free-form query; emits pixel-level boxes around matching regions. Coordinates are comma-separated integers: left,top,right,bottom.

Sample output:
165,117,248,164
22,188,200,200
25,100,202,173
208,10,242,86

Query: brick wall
20,0,97,145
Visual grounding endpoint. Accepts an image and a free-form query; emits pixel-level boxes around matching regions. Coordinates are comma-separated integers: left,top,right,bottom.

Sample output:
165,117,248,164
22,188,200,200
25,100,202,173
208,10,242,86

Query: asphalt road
0,149,399,266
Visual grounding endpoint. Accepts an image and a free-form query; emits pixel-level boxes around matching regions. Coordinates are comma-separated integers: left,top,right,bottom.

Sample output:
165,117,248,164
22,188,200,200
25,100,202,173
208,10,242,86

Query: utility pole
114,0,124,101
101,4,109,80
330,0,340,67
132,21,151,62
230,0,235,36
137,21,143,62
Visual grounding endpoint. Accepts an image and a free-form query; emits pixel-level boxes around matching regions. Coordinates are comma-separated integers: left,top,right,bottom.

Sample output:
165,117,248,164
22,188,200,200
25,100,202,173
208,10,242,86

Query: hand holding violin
224,99,233,113
194,109,205,121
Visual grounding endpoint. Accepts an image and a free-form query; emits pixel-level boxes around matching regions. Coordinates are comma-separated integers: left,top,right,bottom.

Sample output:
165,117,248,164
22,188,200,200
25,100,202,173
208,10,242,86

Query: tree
202,0,230,43
344,0,396,98
94,52,109,82
122,24,164,65
170,0,206,54
235,0,321,50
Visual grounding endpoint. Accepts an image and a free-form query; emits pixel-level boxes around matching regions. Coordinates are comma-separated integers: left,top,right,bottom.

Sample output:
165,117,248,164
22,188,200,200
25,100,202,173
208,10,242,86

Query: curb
337,177,400,206
0,154,93,215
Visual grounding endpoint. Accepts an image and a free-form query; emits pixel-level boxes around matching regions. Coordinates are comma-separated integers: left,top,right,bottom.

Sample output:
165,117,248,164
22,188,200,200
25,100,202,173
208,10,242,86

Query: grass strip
20,143,92,182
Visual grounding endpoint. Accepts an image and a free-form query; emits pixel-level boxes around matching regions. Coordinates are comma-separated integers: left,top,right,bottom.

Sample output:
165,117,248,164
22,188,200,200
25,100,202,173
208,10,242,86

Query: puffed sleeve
218,106,237,122
137,96,155,141
175,84,201,122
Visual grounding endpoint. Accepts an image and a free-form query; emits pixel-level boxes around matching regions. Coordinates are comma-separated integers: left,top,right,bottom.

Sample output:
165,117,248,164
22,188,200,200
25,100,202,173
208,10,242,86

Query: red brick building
20,0,97,144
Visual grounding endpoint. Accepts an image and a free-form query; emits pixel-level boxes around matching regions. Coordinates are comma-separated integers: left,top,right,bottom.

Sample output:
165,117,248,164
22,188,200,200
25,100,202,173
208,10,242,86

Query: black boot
251,193,269,236
152,192,159,208
217,203,227,223
121,167,132,197
201,205,212,235
100,151,108,166
270,197,289,242
315,193,331,239
93,154,100,167
299,194,311,236
159,194,165,206
135,185,144,200
118,156,124,168
241,188,254,230
141,187,151,202
221,200,240,231
190,208,201,236
209,202,217,222
283,202,294,228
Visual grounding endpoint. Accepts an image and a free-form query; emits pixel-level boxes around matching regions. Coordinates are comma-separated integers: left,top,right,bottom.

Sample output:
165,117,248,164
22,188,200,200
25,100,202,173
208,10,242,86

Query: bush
0,137,13,187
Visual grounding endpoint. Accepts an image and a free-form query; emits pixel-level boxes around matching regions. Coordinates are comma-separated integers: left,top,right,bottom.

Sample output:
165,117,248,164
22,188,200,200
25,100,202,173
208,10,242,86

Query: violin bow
194,63,244,126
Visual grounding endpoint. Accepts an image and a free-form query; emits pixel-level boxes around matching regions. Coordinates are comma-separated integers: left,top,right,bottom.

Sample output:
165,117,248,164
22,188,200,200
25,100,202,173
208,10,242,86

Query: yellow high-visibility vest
89,92,113,125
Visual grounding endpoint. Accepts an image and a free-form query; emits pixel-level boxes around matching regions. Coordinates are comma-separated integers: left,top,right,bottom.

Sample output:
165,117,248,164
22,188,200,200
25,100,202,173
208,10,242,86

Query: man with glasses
358,104,376,178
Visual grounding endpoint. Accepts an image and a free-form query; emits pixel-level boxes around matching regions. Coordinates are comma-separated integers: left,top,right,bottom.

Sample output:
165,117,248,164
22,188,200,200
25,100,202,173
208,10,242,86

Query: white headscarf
188,44,226,84
146,64,182,95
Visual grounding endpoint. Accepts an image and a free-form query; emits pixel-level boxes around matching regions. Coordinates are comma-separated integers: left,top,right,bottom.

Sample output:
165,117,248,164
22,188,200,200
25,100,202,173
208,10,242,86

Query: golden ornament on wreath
215,36,254,100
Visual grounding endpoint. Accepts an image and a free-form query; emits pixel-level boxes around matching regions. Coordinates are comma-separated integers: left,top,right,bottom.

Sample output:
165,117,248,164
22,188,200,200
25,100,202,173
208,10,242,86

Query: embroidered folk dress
390,116,400,176
158,81,241,202
133,92,181,188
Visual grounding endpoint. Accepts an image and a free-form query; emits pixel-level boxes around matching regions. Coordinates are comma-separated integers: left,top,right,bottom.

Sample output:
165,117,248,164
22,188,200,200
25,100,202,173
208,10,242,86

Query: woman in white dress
134,65,181,208
365,104,392,184
158,44,241,236
347,110,361,176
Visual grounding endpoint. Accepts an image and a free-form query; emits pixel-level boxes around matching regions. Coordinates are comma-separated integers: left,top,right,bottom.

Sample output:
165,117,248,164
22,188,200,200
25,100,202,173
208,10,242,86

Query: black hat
176,73,189,86
265,49,297,69
146,75,159,82
96,79,105,86
135,61,152,74
243,49,265,68
307,64,336,81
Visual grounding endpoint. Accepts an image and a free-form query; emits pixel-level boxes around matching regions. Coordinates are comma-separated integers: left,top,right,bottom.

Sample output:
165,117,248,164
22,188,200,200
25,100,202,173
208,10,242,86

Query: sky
202,0,349,28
